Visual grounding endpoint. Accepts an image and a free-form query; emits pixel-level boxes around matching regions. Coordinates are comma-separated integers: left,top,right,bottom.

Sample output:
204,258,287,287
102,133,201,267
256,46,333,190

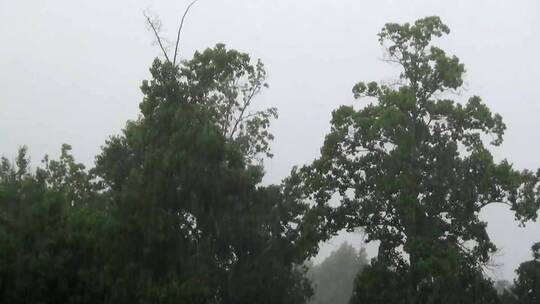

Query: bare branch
221,78,241,136
173,0,200,66
144,10,171,63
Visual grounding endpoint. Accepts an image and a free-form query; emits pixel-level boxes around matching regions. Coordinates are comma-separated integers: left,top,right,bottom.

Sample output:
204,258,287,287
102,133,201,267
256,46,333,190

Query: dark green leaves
180,44,277,162
300,16,540,302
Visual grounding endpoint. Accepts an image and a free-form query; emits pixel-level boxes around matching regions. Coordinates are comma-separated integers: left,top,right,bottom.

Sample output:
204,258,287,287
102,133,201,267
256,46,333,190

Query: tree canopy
1,45,325,304
1,14,539,304
297,16,540,303
93,44,325,304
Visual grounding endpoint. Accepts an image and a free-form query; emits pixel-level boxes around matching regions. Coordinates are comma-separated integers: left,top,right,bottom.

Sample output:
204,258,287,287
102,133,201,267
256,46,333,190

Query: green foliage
1,44,323,304
350,261,502,304
350,262,406,304
511,242,540,303
307,242,368,304
1,16,539,304
298,16,540,302
0,145,109,304
180,43,278,162
92,44,321,304
495,243,540,304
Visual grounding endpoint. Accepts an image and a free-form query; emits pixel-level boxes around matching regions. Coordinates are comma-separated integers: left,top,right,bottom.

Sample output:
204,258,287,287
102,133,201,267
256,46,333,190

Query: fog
1,0,538,281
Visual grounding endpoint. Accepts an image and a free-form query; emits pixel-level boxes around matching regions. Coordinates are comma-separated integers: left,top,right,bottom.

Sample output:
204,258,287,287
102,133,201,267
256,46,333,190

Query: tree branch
144,11,171,63
229,83,261,138
479,200,513,209
173,0,200,66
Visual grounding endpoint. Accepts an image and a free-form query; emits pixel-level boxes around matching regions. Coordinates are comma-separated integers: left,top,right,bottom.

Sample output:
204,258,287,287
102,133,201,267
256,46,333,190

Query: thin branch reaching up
173,0,200,66
144,11,171,63
229,83,261,138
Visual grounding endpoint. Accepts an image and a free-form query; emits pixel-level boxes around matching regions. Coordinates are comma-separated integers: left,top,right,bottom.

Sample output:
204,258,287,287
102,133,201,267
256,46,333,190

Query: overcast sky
1,0,539,281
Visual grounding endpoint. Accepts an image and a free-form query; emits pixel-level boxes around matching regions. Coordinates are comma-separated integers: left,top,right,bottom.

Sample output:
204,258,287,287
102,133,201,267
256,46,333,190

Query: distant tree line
0,14,539,304
307,242,368,304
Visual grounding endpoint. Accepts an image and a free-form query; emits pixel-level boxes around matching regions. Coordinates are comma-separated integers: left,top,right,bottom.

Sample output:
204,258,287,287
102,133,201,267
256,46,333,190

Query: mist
1,0,539,286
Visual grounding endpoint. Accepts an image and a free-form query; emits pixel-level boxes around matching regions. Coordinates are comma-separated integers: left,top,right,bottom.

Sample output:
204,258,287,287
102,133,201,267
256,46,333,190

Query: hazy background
1,0,538,281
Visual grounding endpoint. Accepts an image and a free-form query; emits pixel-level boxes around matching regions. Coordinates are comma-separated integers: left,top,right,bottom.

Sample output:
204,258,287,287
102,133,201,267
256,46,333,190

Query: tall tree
298,16,540,302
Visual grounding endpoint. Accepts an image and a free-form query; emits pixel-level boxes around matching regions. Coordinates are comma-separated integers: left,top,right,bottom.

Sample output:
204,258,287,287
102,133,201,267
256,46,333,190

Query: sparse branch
222,78,241,136
380,57,402,65
235,110,267,123
173,0,200,66
479,200,513,209
229,83,261,138
144,11,171,63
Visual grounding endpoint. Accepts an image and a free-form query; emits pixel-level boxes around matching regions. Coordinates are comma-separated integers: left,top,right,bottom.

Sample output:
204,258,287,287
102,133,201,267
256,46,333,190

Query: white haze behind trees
1,0,539,281
307,242,368,304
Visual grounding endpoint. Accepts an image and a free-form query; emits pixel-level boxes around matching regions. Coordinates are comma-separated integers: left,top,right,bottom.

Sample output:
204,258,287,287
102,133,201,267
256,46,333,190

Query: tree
298,16,540,302
180,43,277,162
307,242,368,304
143,0,200,67
350,258,502,304
350,262,406,304
511,242,540,303
94,44,321,304
0,145,110,304
0,39,324,303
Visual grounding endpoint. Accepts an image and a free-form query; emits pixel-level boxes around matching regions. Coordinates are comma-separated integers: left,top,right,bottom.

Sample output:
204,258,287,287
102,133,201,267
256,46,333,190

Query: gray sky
1,0,539,281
